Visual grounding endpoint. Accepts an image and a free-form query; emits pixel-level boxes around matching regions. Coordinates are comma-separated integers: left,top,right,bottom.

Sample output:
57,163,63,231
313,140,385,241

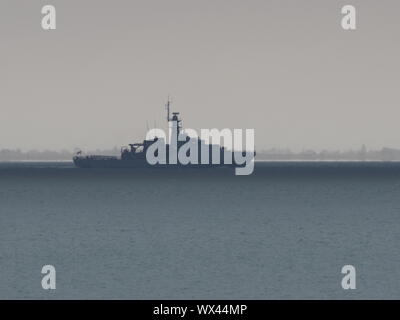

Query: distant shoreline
2,159,400,163
2,147,400,162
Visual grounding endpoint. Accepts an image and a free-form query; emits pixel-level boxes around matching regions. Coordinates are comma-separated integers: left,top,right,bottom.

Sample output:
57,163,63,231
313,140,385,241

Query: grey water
1,161,400,299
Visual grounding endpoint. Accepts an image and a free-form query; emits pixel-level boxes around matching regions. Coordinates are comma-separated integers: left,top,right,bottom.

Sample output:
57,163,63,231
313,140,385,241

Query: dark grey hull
74,158,148,168
73,157,234,169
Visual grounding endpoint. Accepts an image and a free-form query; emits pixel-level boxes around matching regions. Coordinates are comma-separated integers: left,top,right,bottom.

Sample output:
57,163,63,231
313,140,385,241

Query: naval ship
73,100,250,169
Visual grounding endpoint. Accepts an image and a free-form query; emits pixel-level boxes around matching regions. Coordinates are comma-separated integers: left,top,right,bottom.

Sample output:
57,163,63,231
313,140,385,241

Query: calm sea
1,161,400,299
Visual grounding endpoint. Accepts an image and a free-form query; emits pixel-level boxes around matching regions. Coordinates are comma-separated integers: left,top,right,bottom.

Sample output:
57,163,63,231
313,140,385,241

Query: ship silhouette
73,99,252,169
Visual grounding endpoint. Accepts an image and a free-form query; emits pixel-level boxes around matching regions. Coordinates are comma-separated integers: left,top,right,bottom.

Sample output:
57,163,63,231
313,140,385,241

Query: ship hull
74,157,150,168
73,157,233,169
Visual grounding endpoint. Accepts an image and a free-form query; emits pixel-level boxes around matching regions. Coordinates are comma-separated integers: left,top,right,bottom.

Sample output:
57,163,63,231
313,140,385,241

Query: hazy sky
1,0,399,151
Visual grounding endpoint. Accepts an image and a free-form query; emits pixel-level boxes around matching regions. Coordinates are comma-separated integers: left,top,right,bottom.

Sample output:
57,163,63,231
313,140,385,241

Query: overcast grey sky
0,0,399,151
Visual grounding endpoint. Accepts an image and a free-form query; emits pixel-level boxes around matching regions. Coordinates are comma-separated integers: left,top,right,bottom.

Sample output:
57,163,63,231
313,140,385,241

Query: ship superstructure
73,100,247,169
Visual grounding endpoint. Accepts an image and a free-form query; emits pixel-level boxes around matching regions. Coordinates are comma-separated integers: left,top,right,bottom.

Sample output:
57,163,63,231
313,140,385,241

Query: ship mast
165,96,171,122
165,96,182,141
